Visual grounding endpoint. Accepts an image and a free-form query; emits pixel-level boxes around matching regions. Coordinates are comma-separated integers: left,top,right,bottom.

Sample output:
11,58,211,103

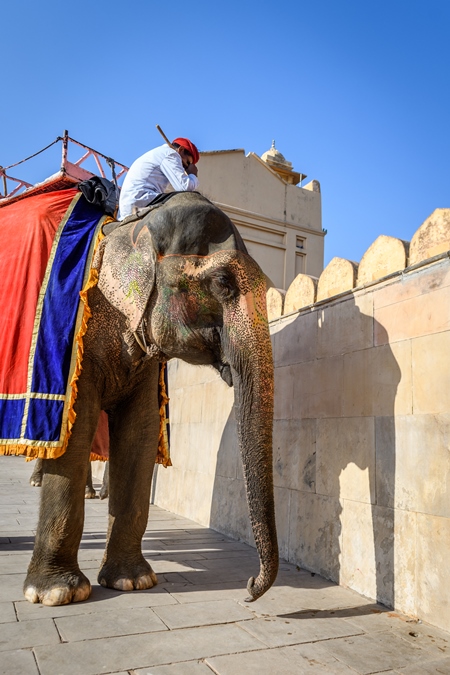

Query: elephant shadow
210,292,400,611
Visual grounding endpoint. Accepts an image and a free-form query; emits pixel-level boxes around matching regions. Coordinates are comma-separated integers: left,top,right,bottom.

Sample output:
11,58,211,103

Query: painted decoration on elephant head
95,225,156,332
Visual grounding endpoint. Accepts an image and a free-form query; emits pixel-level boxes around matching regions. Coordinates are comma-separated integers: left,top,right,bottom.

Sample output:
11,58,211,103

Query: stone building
197,142,324,289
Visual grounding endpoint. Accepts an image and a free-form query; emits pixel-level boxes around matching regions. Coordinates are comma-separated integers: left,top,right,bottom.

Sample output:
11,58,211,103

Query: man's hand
187,163,198,177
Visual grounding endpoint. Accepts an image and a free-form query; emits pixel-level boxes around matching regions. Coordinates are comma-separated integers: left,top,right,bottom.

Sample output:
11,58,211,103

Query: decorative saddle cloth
0,187,171,467
0,189,105,459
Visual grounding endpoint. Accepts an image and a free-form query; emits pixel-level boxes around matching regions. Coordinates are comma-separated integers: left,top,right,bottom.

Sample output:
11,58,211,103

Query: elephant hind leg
84,463,96,499
29,458,43,487
99,461,109,500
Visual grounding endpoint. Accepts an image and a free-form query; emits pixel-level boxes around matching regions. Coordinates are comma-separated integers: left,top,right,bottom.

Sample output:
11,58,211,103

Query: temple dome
261,140,293,170
260,140,304,185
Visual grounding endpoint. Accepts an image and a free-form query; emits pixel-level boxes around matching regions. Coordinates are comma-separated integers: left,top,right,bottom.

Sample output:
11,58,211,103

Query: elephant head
96,192,278,600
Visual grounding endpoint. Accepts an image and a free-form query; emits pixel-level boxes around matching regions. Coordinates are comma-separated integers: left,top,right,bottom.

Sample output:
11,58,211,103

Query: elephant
24,191,278,606
29,458,109,500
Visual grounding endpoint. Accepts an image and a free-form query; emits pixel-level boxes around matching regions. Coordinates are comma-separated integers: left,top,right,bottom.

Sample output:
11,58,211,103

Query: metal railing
0,130,129,201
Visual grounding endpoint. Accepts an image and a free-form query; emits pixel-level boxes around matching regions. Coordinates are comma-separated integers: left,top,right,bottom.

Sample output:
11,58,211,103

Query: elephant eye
209,268,239,301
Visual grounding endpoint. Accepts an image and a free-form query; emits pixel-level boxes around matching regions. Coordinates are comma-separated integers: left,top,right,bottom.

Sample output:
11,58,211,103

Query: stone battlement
267,208,450,320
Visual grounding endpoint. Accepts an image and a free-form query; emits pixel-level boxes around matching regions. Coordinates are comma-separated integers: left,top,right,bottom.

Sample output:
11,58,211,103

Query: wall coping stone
269,249,450,325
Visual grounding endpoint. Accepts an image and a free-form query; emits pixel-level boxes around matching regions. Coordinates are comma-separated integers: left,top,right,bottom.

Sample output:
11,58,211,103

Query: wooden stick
156,125,175,149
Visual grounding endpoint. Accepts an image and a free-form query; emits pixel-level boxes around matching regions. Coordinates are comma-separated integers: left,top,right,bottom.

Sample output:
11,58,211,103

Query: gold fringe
156,362,172,467
0,443,66,460
89,451,108,462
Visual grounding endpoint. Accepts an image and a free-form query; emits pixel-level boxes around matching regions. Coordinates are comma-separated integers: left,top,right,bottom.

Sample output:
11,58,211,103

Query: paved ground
1,456,450,675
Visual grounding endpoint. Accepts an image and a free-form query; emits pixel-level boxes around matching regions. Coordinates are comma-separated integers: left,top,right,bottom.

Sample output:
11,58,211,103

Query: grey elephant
24,191,278,606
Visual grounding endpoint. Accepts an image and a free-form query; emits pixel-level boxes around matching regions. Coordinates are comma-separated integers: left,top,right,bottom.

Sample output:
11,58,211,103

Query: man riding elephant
118,137,200,219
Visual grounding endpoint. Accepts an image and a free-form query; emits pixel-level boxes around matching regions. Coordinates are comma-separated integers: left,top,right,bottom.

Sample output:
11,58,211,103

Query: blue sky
1,1,449,265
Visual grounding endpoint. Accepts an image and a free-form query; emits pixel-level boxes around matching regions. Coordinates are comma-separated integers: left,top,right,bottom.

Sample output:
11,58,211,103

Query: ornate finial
271,140,276,149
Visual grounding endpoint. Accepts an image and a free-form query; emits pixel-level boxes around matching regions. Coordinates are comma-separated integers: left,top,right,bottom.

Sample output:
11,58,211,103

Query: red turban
172,137,199,164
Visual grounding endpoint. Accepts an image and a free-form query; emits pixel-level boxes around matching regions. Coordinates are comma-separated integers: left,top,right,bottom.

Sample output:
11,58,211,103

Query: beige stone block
374,284,450,345
213,414,240,480
357,235,409,286
409,208,450,265
238,613,363,649
208,475,252,544
288,490,342,582
271,310,318,367
317,257,359,301
292,357,344,419
274,485,291,561
206,647,312,675
55,607,167,642
416,512,450,632
170,383,213,426
153,599,252,630
168,359,218,389
34,623,262,675
373,257,450,310
319,630,428,674
273,418,316,492
152,465,183,515
316,418,375,503
317,292,374,358
273,365,295,420
266,287,286,321
174,468,214,526
341,501,416,614
378,414,450,517
412,332,450,414
343,342,412,417
284,274,318,313
374,416,397,510
168,421,225,478
136,662,213,675
201,378,234,426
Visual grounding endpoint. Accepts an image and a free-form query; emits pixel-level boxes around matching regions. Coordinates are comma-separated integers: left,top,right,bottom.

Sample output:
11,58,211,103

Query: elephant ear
95,224,156,332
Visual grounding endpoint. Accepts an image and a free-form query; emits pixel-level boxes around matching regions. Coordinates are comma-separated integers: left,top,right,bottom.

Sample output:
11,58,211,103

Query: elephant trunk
222,279,278,601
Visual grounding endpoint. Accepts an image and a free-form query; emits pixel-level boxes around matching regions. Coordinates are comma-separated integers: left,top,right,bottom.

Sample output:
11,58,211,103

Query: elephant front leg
24,387,101,605
98,369,159,592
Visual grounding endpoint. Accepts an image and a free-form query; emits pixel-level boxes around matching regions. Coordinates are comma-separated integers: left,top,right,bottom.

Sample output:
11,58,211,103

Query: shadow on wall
210,293,401,609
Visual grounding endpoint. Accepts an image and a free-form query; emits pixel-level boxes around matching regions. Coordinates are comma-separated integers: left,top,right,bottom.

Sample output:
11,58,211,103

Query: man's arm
160,151,199,192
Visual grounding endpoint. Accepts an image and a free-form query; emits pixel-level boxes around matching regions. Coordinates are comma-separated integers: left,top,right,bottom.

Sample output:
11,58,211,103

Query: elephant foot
98,558,157,592
84,487,96,499
99,483,109,500
24,570,91,606
29,476,42,487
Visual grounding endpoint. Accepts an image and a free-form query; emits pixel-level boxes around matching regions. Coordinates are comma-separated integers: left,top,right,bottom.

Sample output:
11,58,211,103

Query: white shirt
118,144,199,219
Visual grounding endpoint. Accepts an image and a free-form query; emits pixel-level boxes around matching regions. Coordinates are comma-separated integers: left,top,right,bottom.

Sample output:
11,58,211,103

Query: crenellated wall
153,208,450,631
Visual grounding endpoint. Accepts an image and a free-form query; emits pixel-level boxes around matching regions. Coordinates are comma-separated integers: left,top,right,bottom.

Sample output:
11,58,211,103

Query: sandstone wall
152,210,450,631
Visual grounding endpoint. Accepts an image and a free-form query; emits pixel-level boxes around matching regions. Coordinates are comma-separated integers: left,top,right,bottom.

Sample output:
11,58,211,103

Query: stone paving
1,455,450,675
